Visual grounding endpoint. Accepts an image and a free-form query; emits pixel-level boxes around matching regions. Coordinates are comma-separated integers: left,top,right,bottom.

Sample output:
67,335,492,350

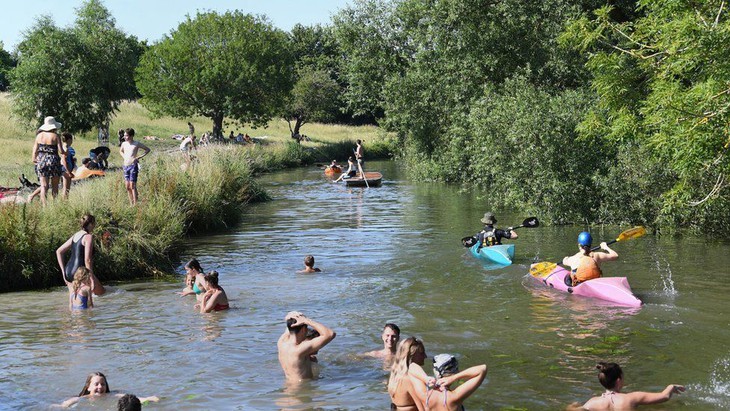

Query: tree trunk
290,116,305,144
212,113,224,140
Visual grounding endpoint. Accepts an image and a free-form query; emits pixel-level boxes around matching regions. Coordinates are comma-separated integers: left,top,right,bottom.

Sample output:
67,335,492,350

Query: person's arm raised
300,316,336,353
626,384,685,407
438,364,487,404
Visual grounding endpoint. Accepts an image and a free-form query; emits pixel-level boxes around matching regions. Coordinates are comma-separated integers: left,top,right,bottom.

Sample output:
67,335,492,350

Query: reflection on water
0,161,729,409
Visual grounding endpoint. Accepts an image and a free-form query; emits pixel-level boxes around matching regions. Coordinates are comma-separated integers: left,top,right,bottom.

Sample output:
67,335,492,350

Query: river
1,161,728,410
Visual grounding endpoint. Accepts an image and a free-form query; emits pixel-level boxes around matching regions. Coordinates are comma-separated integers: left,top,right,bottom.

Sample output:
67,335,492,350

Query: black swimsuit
64,232,87,282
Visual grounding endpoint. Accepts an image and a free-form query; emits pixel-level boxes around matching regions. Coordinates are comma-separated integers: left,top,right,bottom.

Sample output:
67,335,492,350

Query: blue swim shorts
123,164,139,182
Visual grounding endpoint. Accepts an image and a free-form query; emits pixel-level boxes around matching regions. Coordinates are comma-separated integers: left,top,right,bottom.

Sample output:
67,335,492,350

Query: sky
0,0,353,51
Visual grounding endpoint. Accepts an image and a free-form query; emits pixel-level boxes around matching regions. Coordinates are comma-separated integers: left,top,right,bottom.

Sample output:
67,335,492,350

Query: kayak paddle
529,226,647,279
462,217,540,247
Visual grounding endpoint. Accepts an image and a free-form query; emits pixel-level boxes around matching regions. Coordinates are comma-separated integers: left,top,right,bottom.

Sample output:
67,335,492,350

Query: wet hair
185,258,203,273
124,128,135,137
304,255,315,268
384,323,400,336
388,337,426,393
62,132,73,143
306,328,320,340
203,271,220,288
81,214,96,232
72,267,91,295
596,362,623,390
117,394,141,411
79,372,110,396
287,317,306,333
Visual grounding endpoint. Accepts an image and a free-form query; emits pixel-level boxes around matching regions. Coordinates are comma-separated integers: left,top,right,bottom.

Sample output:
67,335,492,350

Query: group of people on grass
29,116,151,206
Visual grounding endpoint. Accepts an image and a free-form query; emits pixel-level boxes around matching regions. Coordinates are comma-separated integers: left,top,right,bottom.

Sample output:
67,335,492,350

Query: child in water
297,255,322,273
59,372,159,408
69,267,93,310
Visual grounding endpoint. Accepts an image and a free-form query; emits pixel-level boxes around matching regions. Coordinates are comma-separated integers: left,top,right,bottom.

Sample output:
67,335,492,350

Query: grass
0,93,396,292
0,93,392,186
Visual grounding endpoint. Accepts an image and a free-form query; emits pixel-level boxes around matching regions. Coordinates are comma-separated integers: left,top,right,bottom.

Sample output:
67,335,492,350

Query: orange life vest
573,255,602,285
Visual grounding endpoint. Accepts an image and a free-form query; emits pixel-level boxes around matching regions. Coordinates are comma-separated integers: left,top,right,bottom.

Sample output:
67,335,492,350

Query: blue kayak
469,243,515,265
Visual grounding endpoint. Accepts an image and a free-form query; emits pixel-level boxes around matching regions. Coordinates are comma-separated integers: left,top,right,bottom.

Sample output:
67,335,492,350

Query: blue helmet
578,231,592,246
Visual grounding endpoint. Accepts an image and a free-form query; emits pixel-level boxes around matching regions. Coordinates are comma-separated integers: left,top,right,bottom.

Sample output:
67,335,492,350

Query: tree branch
715,1,725,28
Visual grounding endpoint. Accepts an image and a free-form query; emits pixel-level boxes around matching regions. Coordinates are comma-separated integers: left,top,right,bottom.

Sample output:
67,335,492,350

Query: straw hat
38,116,62,132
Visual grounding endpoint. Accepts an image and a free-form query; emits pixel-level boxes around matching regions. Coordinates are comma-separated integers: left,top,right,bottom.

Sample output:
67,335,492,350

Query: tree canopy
135,11,293,137
0,42,15,91
10,0,142,133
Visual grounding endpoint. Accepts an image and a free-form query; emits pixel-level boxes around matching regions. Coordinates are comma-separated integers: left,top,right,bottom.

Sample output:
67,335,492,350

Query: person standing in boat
476,212,518,250
355,139,364,172
581,362,684,410
562,231,618,286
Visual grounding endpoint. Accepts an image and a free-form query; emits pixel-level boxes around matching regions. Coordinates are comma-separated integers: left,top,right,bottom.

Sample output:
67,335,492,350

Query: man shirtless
119,128,151,206
363,323,400,366
277,311,336,381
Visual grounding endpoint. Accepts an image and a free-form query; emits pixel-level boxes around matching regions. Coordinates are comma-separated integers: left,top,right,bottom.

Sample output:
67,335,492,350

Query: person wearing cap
475,212,518,249
409,354,487,411
277,311,336,381
562,231,618,286
31,116,67,206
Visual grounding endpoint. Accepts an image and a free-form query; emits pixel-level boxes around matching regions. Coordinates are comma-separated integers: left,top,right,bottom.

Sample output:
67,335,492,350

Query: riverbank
0,96,395,292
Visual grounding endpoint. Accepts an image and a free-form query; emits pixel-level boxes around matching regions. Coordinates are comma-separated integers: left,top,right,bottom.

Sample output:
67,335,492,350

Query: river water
1,161,729,410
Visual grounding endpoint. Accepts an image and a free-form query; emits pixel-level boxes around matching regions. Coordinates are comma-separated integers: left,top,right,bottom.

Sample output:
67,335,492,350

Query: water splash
650,246,678,297
691,356,730,407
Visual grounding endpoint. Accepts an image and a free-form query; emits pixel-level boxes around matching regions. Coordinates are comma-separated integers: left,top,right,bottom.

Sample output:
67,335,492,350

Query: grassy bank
0,94,395,292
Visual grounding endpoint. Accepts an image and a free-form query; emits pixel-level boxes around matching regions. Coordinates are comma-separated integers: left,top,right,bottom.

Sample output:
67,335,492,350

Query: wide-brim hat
480,212,497,224
38,116,62,132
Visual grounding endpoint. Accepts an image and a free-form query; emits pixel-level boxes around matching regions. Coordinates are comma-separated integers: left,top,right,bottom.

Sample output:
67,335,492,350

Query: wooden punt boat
345,172,382,187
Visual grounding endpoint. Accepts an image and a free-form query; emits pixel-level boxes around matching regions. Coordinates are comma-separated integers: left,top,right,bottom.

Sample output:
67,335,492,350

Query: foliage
283,68,342,139
135,11,293,137
563,0,730,231
9,0,142,133
0,41,15,91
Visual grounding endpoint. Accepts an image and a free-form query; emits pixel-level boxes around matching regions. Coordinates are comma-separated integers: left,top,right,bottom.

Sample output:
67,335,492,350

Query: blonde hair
72,266,91,295
388,337,425,394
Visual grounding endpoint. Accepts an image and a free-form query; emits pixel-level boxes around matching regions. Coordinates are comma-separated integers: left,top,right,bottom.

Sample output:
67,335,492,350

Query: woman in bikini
59,372,158,408
31,116,67,206
388,337,429,411
56,214,105,295
196,271,229,313
68,267,93,310
178,258,205,299
410,354,487,411
582,362,684,410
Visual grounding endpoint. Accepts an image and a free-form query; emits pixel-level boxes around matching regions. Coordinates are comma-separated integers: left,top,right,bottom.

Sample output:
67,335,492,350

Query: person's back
117,393,141,411
277,312,335,381
412,355,487,411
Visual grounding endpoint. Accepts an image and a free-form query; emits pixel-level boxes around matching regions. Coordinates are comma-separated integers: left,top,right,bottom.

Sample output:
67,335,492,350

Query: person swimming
297,255,322,273
69,266,93,310
581,362,684,410
59,372,158,408
196,271,229,313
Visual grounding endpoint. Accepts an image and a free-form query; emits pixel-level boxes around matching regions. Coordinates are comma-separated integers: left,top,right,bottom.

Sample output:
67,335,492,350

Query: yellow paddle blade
616,226,647,242
529,262,558,279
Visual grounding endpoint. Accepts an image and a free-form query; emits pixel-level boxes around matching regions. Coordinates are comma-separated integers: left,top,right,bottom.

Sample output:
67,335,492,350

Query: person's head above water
395,337,426,367
203,271,220,288
304,255,316,268
79,372,110,397
383,323,400,350
596,362,623,390
433,354,459,379
185,258,203,274
285,311,307,335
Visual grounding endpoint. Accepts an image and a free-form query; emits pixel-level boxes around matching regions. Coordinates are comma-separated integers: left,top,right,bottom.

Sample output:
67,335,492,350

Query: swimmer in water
277,311,336,381
59,372,158,408
297,255,322,273
69,267,93,310
363,323,400,366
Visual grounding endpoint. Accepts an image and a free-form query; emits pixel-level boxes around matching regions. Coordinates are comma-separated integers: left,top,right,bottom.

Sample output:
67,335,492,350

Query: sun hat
38,116,62,132
480,212,497,225
433,354,459,378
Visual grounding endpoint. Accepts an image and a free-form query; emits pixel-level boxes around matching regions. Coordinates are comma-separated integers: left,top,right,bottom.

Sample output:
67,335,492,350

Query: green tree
564,1,730,232
10,0,142,132
135,11,293,137
0,41,15,91
284,68,341,141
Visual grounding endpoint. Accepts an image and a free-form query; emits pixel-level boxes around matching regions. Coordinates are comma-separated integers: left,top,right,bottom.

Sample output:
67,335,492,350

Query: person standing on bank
119,128,151,206
56,214,105,296
32,116,67,206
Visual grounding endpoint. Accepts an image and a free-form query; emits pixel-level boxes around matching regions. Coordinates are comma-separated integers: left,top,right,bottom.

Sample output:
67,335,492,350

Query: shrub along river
1,161,728,409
